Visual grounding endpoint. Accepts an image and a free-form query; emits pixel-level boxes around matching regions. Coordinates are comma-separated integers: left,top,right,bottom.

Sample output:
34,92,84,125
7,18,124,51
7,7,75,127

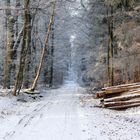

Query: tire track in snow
3,92,55,140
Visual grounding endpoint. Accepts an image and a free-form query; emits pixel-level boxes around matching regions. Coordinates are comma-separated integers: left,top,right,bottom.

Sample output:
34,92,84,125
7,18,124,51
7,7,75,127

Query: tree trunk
15,0,20,38
23,0,41,88
13,0,31,96
48,23,54,88
3,0,15,89
107,6,114,86
23,12,31,88
30,1,56,92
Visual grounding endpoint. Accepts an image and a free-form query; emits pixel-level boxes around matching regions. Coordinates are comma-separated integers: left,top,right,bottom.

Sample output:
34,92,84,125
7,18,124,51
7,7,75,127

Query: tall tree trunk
11,0,21,84
23,0,40,88
49,23,54,87
23,12,31,88
15,0,20,38
30,1,56,92
3,0,15,89
13,0,31,96
32,25,38,79
107,6,114,86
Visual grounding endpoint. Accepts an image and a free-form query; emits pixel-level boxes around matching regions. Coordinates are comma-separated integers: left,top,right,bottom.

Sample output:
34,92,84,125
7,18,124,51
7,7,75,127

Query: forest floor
0,84,140,140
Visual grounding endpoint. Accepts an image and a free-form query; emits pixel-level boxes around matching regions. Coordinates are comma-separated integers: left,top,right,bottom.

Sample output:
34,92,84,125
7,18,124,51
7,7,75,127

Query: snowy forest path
1,85,140,140
1,86,93,140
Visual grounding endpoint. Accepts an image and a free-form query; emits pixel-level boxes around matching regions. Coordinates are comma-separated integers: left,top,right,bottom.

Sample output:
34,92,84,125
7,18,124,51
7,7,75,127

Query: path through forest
0,84,140,140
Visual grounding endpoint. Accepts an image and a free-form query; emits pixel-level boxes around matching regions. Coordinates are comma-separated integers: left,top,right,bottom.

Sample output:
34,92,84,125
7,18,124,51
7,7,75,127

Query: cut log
104,84,140,94
103,82,140,90
102,98,140,108
107,103,140,110
95,90,123,99
96,85,140,99
102,93,140,103
96,91,124,99
130,88,140,92
105,88,140,98
95,82,140,110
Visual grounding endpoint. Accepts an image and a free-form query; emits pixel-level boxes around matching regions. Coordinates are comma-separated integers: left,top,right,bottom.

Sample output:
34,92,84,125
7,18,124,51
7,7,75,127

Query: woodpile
95,82,140,110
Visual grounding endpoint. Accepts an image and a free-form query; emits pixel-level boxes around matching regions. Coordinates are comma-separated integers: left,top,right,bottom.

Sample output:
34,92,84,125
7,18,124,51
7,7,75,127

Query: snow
0,85,140,140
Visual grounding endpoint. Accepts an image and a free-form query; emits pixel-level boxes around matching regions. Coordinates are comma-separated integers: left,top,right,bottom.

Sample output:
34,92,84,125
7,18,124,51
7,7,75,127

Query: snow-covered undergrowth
0,85,140,140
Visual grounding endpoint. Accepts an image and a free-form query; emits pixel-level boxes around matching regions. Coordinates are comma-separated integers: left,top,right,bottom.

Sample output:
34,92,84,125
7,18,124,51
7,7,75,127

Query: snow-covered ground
0,85,140,140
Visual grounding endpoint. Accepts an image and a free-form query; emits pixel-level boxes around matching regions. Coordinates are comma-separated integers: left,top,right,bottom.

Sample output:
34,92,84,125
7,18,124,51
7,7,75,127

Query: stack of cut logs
95,82,140,110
